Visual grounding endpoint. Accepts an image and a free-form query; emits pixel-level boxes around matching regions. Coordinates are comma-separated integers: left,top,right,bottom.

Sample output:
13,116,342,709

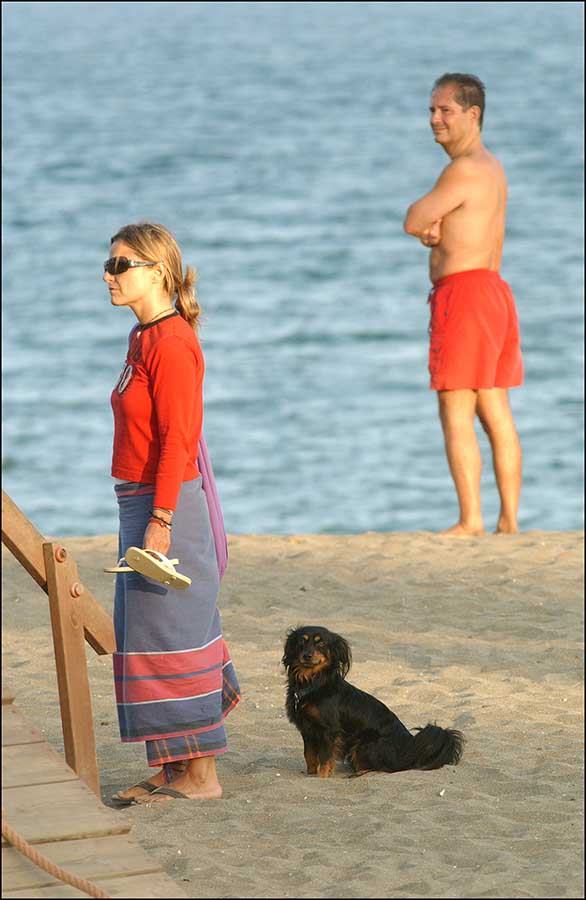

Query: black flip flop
110,780,159,807
138,786,190,802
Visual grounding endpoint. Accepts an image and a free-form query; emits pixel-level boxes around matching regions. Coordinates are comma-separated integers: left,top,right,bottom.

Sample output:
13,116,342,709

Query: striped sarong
112,477,240,767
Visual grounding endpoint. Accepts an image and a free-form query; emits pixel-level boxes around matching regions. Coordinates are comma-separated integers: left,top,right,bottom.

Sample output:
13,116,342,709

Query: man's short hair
433,73,486,129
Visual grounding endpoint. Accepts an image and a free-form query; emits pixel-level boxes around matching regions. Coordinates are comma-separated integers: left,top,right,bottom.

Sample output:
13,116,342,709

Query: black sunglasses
103,257,157,276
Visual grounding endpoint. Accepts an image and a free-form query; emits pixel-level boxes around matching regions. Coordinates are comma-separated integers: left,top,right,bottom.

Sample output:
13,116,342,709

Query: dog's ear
282,628,299,669
331,634,352,678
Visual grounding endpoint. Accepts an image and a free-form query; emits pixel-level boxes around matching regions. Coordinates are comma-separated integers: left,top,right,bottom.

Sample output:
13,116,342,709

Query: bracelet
149,509,173,524
148,516,172,531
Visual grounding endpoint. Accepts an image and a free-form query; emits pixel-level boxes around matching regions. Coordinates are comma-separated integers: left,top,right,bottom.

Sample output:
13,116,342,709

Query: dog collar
293,684,318,712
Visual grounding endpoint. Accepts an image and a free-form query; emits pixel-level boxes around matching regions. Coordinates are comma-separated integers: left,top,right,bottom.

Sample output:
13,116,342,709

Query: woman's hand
142,521,172,557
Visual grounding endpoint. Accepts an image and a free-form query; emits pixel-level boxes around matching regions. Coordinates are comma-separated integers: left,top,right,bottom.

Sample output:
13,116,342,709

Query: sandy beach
2,529,584,899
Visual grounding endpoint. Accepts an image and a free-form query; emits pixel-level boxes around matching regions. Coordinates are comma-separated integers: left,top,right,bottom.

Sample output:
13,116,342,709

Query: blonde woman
104,222,240,805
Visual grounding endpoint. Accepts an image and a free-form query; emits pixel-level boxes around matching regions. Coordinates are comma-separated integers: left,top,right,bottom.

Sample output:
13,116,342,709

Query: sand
2,530,584,898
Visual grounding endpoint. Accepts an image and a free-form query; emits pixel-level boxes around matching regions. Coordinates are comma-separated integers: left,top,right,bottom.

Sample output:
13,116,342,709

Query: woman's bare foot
438,522,485,537
135,757,222,804
113,761,186,802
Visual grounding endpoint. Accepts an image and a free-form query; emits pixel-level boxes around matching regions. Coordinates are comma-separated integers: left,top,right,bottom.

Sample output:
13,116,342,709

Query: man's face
429,84,478,149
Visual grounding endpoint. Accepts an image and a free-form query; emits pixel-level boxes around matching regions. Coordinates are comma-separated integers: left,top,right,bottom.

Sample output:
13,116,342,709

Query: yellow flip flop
103,557,133,574
123,547,192,590
104,555,180,574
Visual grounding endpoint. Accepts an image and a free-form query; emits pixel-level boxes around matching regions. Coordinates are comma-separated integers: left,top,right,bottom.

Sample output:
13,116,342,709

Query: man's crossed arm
403,158,473,241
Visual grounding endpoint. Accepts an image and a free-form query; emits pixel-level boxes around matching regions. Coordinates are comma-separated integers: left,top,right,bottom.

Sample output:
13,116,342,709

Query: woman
105,222,240,805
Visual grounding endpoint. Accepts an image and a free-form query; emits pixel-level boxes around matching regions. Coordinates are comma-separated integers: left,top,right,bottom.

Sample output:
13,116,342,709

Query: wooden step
2,743,79,789
2,781,130,847
2,834,181,894
2,869,188,898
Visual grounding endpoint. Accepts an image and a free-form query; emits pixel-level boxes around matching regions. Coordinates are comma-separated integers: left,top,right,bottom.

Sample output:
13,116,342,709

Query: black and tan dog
283,625,464,777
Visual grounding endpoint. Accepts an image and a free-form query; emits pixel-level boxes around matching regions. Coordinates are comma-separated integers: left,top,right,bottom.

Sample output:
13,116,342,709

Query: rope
2,807,111,899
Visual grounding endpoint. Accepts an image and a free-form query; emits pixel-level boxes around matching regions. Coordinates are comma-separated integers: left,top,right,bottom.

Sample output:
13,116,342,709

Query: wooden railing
1,490,116,797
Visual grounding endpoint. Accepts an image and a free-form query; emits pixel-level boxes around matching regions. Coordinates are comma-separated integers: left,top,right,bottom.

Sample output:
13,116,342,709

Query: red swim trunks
427,268,523,391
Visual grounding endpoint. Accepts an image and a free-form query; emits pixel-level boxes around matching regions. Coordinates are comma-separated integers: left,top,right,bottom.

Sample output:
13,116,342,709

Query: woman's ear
150,262,166,284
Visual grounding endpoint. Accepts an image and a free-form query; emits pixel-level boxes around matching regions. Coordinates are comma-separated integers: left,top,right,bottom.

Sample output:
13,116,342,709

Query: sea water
2,1,583,536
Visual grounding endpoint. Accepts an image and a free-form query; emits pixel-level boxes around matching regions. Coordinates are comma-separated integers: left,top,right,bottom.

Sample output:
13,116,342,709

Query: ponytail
174,265,202,331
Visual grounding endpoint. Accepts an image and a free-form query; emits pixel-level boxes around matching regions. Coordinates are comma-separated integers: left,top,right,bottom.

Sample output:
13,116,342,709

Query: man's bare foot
437,522,485,537
495,520,518,534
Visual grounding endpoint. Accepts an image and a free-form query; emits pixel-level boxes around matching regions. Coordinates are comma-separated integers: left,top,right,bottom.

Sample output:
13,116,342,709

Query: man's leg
476,388,522,534
437,389,485,536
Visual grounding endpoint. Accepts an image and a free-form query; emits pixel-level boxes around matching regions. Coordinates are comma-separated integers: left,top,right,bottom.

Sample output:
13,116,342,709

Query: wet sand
2,530,584,898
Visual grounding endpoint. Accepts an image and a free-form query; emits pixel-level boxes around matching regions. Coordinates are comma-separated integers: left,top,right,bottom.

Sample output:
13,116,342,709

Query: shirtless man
404,73,523,536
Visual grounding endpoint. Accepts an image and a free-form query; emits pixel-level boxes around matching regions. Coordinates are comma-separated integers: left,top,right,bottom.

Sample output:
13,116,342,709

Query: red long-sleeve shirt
111,312,203,510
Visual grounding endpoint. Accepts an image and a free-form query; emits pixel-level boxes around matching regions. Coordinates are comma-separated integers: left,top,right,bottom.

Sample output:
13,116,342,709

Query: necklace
144,307,175,326
135,307,175,338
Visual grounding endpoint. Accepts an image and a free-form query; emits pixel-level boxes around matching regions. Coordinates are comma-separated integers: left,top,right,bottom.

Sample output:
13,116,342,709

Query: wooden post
42,542,101,797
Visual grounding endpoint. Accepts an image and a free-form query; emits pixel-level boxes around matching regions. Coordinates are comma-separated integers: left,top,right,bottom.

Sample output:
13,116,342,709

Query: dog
283,625,464,777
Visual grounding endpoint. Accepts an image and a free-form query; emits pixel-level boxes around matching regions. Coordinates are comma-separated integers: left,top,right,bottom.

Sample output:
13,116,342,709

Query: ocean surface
2,1,584,537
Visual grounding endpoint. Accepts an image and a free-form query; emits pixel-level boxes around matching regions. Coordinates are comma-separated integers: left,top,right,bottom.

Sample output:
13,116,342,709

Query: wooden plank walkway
2,687,188,898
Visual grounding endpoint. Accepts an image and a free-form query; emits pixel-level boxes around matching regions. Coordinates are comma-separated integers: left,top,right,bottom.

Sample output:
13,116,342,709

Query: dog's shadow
245,754,358,780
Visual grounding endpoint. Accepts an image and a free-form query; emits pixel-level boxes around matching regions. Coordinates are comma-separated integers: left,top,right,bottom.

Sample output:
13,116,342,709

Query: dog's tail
411,723,465,769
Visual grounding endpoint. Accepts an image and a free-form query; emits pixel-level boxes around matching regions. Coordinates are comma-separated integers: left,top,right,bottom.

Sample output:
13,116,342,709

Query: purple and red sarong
112,476,240,767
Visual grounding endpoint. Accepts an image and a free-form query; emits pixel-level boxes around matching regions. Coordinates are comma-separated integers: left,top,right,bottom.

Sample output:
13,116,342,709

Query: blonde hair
110,222,201,330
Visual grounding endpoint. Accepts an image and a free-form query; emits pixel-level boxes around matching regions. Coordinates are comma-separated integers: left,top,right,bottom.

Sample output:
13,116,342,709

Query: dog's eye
314,635,322,644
